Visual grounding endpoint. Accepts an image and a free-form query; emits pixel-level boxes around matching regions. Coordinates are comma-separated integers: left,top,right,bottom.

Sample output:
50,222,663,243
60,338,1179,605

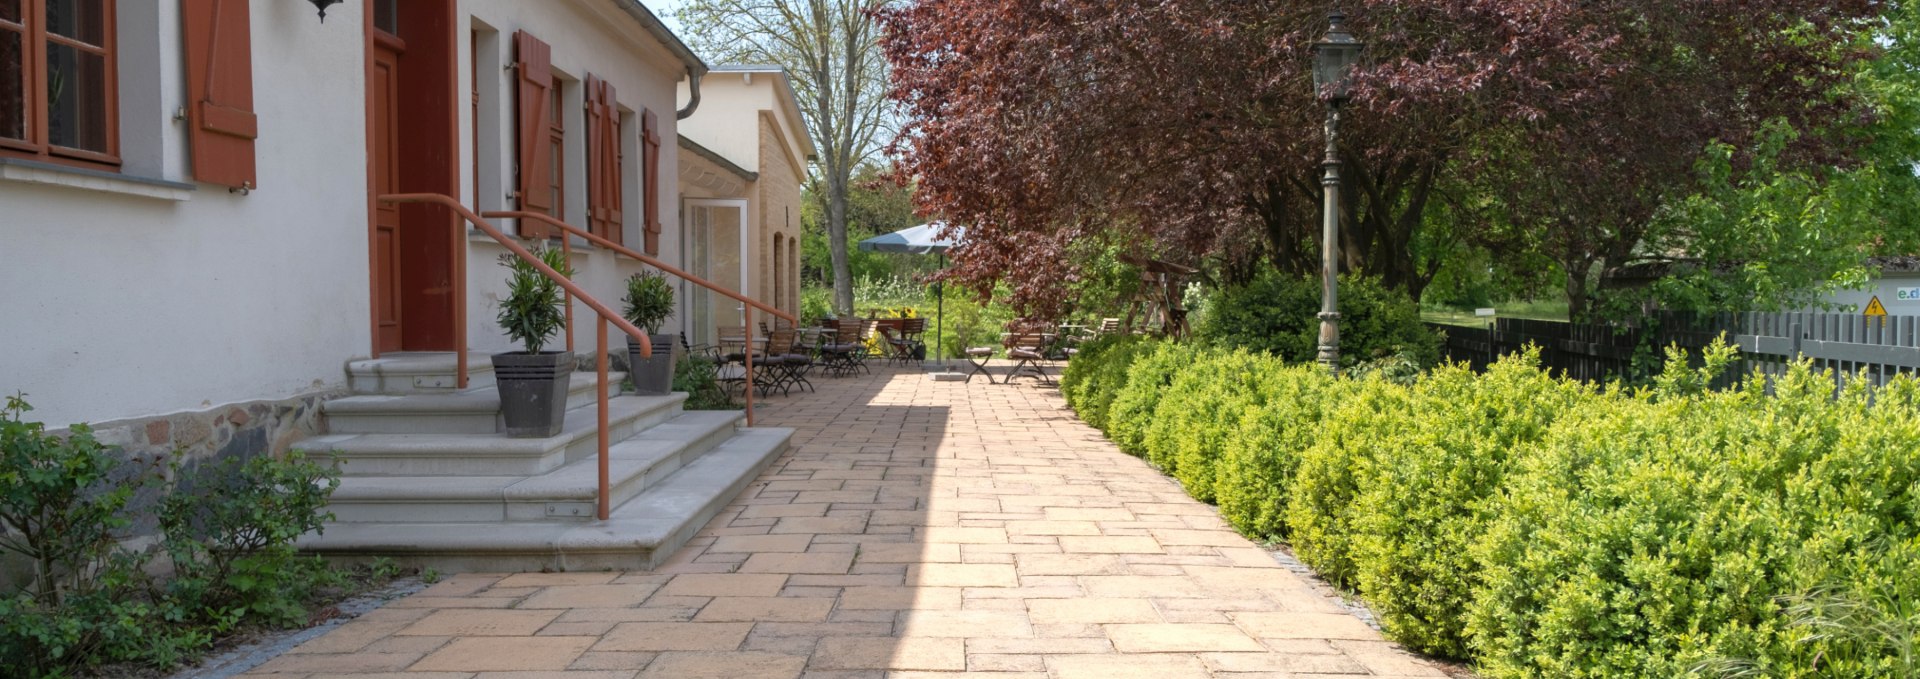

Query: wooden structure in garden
1118,254,1200,339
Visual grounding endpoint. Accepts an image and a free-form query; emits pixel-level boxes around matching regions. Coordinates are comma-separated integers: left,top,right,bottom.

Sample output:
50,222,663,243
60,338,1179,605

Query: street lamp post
1311,11,1363,372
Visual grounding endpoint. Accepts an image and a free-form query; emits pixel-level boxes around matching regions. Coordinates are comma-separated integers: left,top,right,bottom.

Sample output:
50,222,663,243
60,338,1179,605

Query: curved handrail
481,210,797,324
379,193,654,521
382,194,654,354
483,210,794,425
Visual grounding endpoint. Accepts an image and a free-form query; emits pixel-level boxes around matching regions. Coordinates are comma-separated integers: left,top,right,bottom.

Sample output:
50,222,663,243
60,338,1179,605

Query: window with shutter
641,108,660,255
513,30,552,237
3,0,120,170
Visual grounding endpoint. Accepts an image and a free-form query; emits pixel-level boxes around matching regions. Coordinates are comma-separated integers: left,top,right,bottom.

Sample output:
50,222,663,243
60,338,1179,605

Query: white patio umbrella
857,221,964,370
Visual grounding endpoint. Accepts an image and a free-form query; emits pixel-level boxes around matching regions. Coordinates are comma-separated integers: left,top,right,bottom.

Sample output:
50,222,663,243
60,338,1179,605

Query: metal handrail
378,193,650,521
482,210,797,425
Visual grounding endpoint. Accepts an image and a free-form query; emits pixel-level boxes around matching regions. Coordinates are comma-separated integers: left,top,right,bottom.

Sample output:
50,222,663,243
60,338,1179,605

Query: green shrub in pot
493,246,575,437
622,269,678,395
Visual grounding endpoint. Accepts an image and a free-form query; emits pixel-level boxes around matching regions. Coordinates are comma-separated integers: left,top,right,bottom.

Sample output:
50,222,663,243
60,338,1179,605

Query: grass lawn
1421,299,1569,327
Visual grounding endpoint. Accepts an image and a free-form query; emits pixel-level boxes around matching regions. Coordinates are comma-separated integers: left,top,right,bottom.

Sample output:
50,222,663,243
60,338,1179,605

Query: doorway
682,199,750,347
365,0,459,355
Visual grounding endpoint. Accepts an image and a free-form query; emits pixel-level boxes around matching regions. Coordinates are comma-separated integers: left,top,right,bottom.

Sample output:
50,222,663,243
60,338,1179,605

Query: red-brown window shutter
597,79,623,244
584,75,623,245
642,108,661,255
584,74,604,237
183,0,258,190
514,30,554,237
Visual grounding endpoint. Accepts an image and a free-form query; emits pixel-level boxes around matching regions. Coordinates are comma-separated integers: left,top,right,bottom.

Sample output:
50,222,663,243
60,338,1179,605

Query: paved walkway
247,364,1451,678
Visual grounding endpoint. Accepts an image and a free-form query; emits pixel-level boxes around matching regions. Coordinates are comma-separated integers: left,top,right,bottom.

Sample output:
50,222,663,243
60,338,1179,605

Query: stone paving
244,363,1451,678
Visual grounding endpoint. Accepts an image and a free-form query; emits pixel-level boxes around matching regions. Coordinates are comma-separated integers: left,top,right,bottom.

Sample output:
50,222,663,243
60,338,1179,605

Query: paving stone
637,651,807,678
410,636,595,671
494,573,621,587
692,597,835,622
397,610,563,637
656,574,789,598
895,610,1034,638
709,534,816,553
837,586,963,610
1047,653,1210,679
520,584,661,609
592,622,752,651
1234,612,1381,640
1025,598,1161,624
1057,536,1163,554
738,552,857,574
810,637,965,671
1106,623,1265,652
905,563,1019,587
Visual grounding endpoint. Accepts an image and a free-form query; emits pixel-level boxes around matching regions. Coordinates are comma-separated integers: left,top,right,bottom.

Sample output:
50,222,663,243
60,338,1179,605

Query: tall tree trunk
827,172,855,316
1564,257,1593,322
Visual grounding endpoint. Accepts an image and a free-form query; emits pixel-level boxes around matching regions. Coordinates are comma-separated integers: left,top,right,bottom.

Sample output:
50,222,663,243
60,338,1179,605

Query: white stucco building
0,0,795,570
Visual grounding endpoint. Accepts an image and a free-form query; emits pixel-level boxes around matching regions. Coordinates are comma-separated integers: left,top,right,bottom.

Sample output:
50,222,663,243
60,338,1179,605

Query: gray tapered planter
627,334,676,396
493,351,575,437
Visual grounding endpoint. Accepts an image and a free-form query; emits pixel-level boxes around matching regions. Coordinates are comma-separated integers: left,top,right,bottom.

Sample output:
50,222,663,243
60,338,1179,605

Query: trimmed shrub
1105,341,1198,456
1213,363,1348,540
1141,350,1274,501
1466,363,1855,677
1060,338,1920,677
1284,374,1413,588
1197,271,1441,368
1346,350,1598,659
1060,334,1154,431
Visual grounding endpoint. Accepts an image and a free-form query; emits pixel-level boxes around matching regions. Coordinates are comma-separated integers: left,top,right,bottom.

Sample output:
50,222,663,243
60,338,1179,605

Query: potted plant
622,269,677,395
493,246,574,437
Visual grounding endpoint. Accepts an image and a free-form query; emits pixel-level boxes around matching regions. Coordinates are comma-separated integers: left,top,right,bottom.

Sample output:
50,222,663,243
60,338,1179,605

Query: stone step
323,410,746,523
297,426,791,572
323,370,627,435
346,352,497,394
301,393,688,476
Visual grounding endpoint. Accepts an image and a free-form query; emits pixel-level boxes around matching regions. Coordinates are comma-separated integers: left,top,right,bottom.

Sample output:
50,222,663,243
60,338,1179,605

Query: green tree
674,0,894,316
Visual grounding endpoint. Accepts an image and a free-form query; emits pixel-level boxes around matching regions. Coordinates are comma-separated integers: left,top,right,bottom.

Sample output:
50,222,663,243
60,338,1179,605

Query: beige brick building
676,66,814,345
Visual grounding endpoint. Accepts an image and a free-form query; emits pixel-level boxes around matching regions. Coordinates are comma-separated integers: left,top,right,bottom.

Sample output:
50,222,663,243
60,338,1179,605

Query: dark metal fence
1430,311,1920,389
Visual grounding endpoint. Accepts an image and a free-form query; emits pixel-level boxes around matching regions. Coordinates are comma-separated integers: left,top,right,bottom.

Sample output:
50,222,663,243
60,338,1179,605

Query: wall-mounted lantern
308,0,343,22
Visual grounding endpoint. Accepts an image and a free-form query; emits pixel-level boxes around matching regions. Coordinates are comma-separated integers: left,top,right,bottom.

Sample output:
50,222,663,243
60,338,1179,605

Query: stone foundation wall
0,390,339,591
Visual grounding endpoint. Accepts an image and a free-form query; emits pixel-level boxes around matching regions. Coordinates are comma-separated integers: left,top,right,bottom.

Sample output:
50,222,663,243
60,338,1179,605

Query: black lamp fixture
308,0,343,22
1311,11,1365,103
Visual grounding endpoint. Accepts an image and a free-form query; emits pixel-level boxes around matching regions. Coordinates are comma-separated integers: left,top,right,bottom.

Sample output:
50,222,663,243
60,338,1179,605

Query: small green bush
1347,350,1597,659
159,451,340,629
1212,363,1347,540
1105,341,1198,456
1283,374,1412,588
1143,349,1274,502
1197,271,1440,368
1060,335,1154,431
0,396,351,677
674,355,741,410
496,246,573,354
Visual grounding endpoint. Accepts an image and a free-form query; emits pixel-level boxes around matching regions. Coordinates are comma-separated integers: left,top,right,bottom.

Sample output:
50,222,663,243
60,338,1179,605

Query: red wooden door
371,34,405,353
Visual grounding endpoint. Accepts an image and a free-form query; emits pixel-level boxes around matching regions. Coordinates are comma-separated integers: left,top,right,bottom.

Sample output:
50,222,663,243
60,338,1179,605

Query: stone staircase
295,352,791,572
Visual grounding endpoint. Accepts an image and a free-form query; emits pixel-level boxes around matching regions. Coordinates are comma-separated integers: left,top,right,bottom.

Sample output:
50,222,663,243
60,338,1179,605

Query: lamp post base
1316,311,1341,373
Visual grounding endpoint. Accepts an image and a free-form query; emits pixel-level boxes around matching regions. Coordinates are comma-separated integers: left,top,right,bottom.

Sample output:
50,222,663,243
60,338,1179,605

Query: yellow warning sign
1865,296,1888,317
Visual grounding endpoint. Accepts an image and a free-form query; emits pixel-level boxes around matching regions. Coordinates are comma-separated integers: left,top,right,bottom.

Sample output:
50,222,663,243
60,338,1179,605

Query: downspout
678,70,703,120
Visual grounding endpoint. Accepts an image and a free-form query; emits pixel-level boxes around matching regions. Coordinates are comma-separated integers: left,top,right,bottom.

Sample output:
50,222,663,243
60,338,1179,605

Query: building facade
0,0,717,450
675,65,813,345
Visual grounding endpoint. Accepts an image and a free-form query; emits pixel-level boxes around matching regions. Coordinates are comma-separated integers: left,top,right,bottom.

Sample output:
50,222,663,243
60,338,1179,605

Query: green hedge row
1058,339,1920,677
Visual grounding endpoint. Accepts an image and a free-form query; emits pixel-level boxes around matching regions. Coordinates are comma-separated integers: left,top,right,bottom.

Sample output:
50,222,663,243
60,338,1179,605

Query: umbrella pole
936,253,947,371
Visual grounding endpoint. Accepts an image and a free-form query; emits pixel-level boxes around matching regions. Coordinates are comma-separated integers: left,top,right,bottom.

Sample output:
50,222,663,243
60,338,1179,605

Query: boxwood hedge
1057,338,1920,676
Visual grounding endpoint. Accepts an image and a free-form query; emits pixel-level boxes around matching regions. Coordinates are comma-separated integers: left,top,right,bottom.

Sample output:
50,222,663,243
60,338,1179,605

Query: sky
646,0,690,37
